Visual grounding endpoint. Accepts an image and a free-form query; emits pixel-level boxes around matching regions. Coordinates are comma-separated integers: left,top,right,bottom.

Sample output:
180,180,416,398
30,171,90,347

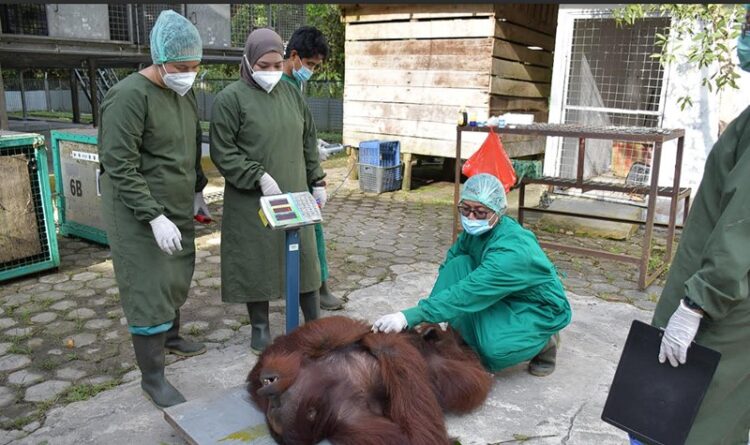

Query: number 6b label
69,178,83,197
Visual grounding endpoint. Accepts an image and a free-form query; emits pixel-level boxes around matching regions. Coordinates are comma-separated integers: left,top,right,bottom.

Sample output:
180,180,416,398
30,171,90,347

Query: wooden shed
341,4,558,189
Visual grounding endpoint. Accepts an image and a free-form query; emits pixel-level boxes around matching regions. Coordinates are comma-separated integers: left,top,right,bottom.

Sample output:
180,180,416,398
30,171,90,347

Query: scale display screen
259,192,323,230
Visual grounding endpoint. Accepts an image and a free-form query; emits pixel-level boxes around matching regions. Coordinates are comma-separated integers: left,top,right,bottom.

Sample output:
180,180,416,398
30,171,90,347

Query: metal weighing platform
163,385,332,445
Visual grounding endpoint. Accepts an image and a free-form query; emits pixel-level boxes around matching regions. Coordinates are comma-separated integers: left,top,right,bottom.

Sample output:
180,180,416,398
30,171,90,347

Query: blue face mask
460,214,495,236
293,56,314,83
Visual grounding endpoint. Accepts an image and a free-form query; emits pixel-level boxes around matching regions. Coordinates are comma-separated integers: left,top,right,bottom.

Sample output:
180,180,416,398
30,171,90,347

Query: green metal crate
50,129,108,245
0,131,60,281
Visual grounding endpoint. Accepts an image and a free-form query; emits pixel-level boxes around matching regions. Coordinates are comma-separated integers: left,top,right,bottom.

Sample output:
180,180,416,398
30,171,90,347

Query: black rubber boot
246,302,271,355
528,333,559,377
319,281,344,311
131,332,186,408
300,291,320,323
165,310,207,357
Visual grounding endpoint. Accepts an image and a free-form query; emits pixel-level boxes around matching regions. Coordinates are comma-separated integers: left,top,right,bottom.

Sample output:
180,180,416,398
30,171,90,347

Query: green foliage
63,381,119,403
305,4,345,89
230,4,270,47
613,4,745,110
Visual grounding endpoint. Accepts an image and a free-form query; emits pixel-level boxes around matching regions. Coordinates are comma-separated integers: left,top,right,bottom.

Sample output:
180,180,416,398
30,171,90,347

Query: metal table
454,123,690,290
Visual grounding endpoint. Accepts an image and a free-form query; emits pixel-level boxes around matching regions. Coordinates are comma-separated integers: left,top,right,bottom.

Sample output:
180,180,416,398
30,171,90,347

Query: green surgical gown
209,79,324,303
403,216,572,372
652,105,750,445
98,73,206,327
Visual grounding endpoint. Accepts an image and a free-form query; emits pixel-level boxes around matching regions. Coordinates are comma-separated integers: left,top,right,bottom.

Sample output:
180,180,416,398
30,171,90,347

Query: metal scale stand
164,192,330,444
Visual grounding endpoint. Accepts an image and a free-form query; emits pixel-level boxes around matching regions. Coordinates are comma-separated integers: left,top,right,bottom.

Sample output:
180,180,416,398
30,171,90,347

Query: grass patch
62,381,119,403
8,414,36,430
18,309,32,325
8,341,31,355
4,305,18,317
37,358,60,371
188,325,205,336
73,317,86,331
8,110,93,124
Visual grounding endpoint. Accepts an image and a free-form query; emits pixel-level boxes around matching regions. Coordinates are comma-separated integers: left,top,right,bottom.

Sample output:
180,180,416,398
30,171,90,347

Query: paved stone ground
0,156,673,441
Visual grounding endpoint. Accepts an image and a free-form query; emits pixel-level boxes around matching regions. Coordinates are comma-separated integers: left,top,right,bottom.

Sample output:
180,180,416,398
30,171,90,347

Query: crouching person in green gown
98,10,208,408
281,26,344,311
209,28,325,355
372,174,571,376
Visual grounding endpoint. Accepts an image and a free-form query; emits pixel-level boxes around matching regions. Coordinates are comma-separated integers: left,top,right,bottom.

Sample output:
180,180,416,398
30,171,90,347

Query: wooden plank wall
342,4,495,159
491,4,559,156
342,4,559,160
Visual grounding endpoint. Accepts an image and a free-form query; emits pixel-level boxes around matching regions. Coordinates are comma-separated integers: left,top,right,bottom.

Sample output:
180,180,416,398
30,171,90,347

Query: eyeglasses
457,205,491,219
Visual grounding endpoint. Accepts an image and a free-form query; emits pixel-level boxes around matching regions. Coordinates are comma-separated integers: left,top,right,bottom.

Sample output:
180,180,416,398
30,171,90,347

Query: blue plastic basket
358,140,400,167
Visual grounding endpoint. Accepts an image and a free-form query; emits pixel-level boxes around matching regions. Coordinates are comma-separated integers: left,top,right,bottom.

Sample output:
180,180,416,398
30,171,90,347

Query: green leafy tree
305,4,345,97
614,4,745,110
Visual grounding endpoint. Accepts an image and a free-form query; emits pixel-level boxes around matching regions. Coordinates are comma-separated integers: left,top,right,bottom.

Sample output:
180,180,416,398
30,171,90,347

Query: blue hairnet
150,10,202,64
461,174,507,215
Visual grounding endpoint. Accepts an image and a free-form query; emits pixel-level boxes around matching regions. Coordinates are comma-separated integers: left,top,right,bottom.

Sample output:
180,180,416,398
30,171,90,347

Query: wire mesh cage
553,15,671,200
108,4,131,42
135,4,182,45
0,132,60,282
0,4,48,36
230,4,306,48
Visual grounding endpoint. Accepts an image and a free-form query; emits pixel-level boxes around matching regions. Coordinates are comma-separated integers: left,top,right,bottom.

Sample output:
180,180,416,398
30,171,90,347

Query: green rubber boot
165,310,207,357
319,281,344,311
246,301,271,355
131,332,186,408
300,290,320,323
528,333,559,377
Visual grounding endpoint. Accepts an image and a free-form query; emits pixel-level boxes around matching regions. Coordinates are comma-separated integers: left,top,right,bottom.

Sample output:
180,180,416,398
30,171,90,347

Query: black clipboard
601,319,721,445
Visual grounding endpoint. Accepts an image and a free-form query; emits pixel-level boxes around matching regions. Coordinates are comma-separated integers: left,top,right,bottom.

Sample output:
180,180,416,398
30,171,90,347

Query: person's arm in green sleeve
98,89,164,222
209,92,265,191
402,246,552,326
195,118,208,192
301,99,325,185
684,169,750,321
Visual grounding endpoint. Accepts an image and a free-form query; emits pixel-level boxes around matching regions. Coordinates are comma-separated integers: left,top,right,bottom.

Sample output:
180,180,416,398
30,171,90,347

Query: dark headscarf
240,28,284,89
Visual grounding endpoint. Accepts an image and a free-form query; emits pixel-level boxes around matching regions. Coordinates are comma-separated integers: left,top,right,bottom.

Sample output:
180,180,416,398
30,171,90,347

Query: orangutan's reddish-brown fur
247,316,493,445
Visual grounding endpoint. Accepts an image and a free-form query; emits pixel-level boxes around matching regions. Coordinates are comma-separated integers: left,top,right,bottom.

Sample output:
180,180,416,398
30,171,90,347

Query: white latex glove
659,299,703,367
149,214,183,255
259,172,282,196
312,185,327,209
193,191,211,218
372,312,408,333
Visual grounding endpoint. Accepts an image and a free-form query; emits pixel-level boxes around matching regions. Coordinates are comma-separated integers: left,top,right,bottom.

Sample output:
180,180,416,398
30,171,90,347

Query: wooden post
346,146,359,180
70,69,81,124
401,152,413,191
88,60,99,127
0,63,8,130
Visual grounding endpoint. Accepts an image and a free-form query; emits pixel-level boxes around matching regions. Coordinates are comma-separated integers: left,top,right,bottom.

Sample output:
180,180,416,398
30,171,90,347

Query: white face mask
244,55,282,93
160,64,196,96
